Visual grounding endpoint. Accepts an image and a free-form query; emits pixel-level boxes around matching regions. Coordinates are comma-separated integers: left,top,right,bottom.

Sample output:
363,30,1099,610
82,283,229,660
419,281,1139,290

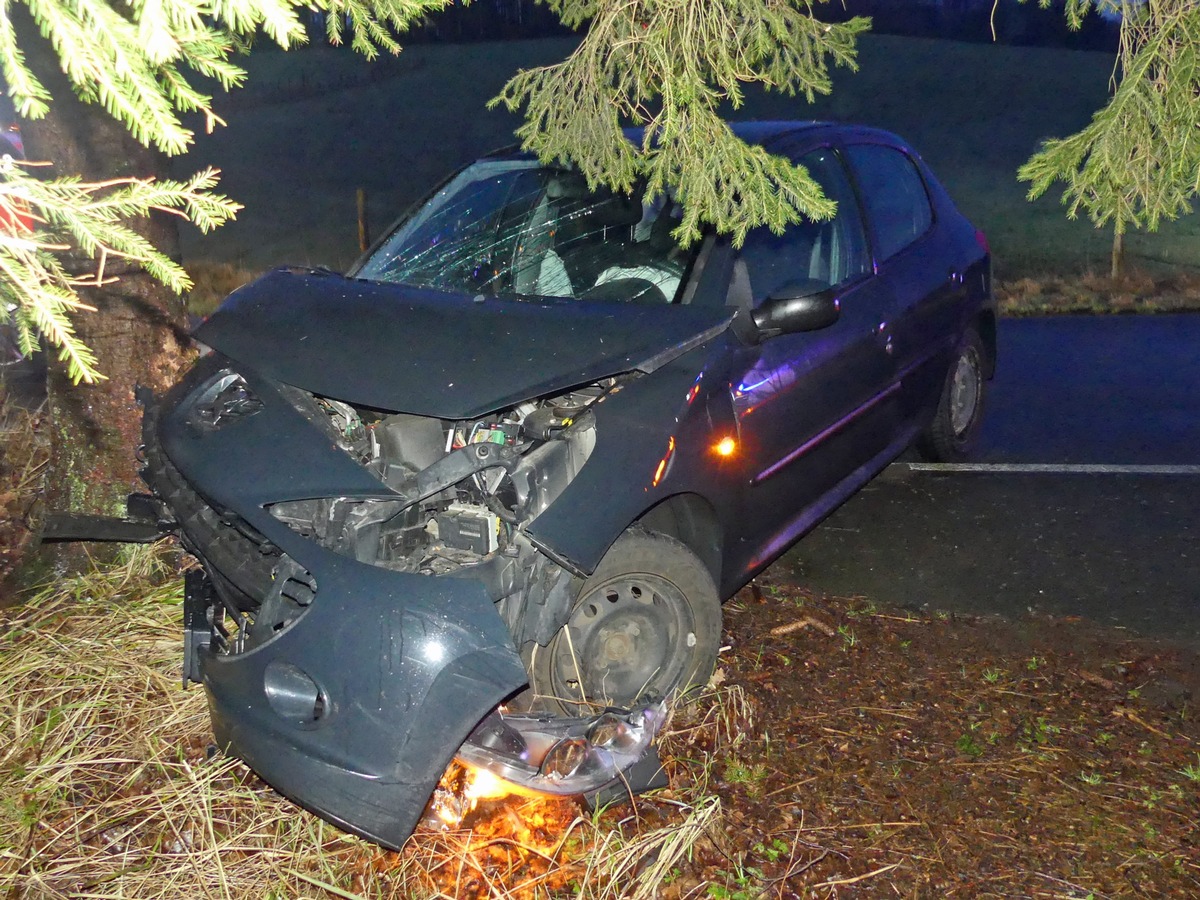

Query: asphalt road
780,314,1200,648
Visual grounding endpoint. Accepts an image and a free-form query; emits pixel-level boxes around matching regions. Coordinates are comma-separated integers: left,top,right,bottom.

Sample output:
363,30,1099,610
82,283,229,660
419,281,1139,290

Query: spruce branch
0,159,240,383
1019,0,1200,235
1,0,447,383
493,0,870,245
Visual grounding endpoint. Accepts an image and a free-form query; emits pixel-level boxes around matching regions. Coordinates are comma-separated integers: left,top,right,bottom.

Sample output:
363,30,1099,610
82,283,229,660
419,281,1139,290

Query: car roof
725,120,910,152
485,121,912,164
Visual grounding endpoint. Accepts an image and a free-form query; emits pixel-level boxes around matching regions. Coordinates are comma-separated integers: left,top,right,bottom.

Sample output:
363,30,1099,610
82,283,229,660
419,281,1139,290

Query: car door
727,145,902,574
842,142,965,421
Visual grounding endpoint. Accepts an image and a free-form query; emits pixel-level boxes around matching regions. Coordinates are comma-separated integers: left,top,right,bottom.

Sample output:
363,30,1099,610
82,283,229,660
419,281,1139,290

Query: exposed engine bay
237,376,610,662
267,379,601,580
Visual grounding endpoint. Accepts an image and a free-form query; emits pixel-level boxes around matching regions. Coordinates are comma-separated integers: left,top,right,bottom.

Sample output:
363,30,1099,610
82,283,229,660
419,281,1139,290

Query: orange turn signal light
714,436,737,458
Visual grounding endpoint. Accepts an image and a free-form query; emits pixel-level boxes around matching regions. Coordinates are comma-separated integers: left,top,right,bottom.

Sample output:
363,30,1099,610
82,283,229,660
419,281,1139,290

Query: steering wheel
580,277,668,305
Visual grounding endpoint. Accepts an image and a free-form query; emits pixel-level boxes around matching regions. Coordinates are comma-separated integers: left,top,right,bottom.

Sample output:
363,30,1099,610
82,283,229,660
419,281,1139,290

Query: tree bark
17,11,193,565
1111,228,1125,280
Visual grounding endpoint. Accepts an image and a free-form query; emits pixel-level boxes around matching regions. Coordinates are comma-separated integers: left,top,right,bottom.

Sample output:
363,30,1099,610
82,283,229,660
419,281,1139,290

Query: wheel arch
634,492,723,592
975,307,997,379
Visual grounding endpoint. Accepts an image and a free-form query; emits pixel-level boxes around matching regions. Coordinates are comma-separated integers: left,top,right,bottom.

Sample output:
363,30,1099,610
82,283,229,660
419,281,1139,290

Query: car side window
737,149,869,303
844,143,932,262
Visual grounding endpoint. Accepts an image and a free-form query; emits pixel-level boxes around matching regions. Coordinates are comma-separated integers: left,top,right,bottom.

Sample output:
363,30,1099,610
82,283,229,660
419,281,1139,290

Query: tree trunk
1111,228,1125,280
17,12,193,566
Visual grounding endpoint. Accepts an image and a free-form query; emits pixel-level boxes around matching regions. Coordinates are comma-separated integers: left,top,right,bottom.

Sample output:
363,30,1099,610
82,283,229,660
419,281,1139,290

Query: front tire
530,530,721,716
918,326,987,462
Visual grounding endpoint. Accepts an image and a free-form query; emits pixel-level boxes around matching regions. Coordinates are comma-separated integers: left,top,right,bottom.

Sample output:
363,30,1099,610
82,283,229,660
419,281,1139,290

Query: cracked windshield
356,159,698,303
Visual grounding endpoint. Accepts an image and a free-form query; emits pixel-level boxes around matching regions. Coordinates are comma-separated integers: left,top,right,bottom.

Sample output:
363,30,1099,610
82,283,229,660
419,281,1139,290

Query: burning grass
1,550,1198,898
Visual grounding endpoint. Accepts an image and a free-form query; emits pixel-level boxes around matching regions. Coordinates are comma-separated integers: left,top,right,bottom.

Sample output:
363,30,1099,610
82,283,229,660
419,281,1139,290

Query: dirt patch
645,579,1200,898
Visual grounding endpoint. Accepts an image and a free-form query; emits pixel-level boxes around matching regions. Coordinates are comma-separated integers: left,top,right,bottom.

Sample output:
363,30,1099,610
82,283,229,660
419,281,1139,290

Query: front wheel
918,326,987,462
530,530,722,716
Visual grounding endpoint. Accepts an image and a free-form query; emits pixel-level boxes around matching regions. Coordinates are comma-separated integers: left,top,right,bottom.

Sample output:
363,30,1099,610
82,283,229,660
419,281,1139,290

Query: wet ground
782,313,1200,648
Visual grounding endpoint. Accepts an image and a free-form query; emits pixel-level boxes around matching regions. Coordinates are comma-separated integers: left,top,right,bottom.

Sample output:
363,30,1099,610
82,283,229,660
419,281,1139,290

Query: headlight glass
186,370,263,430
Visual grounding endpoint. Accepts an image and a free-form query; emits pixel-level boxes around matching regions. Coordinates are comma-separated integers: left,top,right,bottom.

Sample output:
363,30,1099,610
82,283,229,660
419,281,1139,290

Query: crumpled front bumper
196,568,529,847
144,357,530,848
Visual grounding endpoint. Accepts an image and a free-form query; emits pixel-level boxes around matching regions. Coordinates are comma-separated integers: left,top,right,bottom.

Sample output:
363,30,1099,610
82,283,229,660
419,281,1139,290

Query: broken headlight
456,702,665,796
185,370,263,431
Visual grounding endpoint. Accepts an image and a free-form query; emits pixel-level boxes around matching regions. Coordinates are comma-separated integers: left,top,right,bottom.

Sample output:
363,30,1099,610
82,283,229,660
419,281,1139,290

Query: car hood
196,269,731,419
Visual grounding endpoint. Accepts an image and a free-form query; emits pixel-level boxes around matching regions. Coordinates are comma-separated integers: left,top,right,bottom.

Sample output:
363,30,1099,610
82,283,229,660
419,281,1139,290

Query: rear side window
844,144,932,263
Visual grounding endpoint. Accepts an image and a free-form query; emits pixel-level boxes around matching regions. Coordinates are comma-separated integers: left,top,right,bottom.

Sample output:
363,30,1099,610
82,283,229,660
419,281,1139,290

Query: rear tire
530,530,721,716
918,327,987,462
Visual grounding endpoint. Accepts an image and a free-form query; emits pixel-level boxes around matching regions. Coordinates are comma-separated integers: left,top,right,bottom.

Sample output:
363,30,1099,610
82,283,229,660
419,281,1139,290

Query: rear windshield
356,160,699,305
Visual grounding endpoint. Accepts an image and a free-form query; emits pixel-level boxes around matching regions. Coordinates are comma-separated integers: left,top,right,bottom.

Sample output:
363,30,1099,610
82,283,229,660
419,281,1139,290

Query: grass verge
2,551,1197,897
998,269,1200,316
187,262,1200,322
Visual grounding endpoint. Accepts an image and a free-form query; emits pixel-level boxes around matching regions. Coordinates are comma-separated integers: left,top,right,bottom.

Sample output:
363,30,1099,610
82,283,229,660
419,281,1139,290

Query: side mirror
750,280,840,340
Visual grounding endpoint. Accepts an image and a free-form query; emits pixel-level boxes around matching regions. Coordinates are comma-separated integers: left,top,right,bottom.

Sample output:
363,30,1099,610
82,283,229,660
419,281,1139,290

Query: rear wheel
530,530,721,716
918,327,986,462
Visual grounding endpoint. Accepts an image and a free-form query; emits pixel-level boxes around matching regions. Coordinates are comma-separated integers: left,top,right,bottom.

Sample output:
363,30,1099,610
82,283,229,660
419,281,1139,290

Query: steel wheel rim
949,347,982,438
544,573,697,712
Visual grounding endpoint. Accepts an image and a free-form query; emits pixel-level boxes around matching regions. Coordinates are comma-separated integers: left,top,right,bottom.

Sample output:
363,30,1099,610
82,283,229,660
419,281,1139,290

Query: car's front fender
198,552,528,849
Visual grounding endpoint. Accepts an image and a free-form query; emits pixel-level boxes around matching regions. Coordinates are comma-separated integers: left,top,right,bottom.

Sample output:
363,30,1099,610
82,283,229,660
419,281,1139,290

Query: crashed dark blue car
138,122,994,847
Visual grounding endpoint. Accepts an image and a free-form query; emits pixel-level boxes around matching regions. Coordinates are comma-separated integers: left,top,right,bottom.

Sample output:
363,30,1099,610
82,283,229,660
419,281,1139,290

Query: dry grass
185,262,260,319
0,549,349,898
0,552,732,899
998,268,1200,316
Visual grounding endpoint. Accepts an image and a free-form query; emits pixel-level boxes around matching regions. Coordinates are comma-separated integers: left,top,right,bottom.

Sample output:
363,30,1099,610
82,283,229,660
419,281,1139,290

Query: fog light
263,660,327,725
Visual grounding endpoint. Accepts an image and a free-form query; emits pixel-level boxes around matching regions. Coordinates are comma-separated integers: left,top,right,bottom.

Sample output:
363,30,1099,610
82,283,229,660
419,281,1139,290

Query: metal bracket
183,569,216,687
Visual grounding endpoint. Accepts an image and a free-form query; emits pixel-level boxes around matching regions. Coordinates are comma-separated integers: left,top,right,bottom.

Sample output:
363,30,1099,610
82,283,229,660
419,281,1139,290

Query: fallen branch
1112,706,1169,737
810,861,902,888
769,616,836,638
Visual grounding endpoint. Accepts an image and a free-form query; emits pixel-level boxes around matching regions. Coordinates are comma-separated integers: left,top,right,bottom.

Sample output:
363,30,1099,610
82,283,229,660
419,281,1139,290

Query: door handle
876,321,894,355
